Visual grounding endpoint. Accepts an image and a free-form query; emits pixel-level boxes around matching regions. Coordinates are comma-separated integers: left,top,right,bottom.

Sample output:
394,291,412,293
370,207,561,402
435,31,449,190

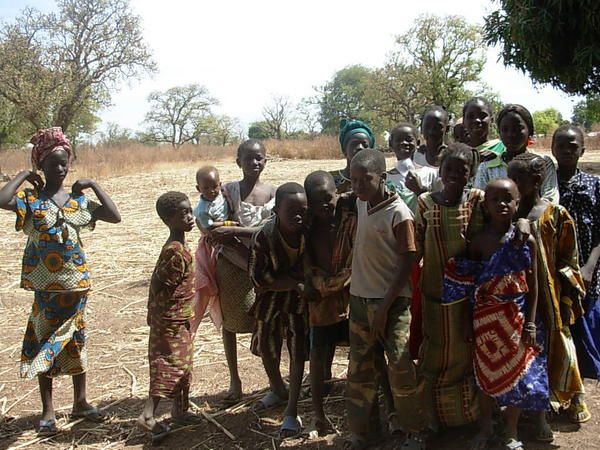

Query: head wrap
496,104,535,137
339,119,375,152
30,127,72,170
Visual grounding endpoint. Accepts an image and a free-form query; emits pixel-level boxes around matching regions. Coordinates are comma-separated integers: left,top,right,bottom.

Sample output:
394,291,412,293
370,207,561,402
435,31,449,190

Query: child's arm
371,219,416,342
72,179,121,223
0,170,43,211
523,236,539,346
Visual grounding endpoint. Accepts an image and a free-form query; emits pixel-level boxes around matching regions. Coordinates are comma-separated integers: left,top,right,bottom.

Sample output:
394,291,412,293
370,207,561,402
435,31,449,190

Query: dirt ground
1,155,600,449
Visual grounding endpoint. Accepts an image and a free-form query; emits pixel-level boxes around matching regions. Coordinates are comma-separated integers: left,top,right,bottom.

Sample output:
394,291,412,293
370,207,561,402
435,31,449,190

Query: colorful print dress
443,230,549,411
15,188,99,379
147,241,195,398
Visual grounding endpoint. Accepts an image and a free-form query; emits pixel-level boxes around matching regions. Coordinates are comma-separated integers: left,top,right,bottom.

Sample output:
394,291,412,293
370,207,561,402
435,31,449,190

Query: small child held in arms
0,127,121,436
554,125,600,423
345,149,427,450
443,178,547,450
248,183,308,438
193,166,238,331
303,171,355,436
139,192,199,443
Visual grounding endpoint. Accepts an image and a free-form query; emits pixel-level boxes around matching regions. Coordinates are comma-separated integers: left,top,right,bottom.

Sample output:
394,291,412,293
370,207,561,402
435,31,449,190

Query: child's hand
24,170,44,191
371,304,389,343
209,226,236,244
72,179,96,195
405,170,424,195
522,322,536,347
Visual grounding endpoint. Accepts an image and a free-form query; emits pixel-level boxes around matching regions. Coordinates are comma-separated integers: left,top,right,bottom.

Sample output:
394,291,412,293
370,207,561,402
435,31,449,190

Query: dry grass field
1,150,600,449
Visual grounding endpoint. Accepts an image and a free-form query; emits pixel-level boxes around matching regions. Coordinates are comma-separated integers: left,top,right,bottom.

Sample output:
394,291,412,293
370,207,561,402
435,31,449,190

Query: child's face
507,164,539,199
307,184,337,222
237,145,267,178
350,163,383,202
421,112,447,145
197,171,221,202
168,199,195,232
484,180,519,223
463,101,491,143
499,112,529,153
40,148,70,184
344,133,371,164
275,193,307,235
440,156,470,191
552,129,584,169
389,127,417,161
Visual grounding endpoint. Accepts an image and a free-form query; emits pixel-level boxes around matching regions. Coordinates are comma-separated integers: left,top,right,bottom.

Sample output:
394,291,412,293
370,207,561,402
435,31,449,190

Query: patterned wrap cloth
147,241,195,398
30,127,72,170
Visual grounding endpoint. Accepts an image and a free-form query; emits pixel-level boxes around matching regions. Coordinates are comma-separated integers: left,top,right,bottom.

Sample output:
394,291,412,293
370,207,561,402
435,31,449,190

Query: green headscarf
339,119,375,153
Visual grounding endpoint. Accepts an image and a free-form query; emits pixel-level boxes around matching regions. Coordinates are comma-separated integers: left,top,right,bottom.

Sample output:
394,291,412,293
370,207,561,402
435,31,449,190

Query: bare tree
262,96,296,140
0,0,156,137
143,84,218,148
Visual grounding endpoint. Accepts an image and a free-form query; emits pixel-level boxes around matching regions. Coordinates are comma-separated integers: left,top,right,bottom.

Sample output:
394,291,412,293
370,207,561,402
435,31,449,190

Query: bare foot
222,379,243,405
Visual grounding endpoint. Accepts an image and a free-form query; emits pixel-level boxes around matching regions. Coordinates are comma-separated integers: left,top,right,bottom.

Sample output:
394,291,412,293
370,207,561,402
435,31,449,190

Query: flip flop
151,422,171,445
71,406,106,423
37,419,58,437
252,391,286,412
503,438,524,450
220,392,242,406
568,401,592,424
279,415,303,439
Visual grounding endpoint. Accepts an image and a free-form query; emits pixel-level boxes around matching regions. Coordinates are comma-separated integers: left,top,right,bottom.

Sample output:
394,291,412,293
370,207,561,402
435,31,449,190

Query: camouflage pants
346,295,426,434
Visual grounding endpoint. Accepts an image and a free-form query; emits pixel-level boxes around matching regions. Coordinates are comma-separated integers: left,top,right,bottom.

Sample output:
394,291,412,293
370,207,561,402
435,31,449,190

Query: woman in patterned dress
0,128,121,436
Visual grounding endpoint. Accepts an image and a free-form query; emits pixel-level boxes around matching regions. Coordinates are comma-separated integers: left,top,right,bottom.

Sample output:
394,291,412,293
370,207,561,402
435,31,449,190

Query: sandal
279,415,303,439
252,391,286,412
503,438,524,450
37,419,58,437
71,406,106,423
151,422,171,444
568,401,592,424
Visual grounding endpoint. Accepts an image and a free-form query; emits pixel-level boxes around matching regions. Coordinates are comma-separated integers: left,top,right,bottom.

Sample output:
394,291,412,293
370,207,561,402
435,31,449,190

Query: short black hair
304,171,335,197
462,96,493,117
484,177,518,195
508,152,546,178
156,191,189,223
389,122,418,141
552,124,585,146
237,139,266,158
439,142,477,174
196,165,219,184
350,148,386,174
275,182,305,208
497,104,534,137
421,105,449,125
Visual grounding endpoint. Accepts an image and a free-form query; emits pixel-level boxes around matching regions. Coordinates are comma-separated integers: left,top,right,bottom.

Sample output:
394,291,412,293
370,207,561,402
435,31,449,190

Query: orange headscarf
30,127,72,170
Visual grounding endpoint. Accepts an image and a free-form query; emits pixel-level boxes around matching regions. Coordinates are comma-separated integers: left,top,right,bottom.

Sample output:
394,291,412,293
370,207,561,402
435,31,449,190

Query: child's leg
378,360,395,416
282,314,306,421
222,329,242,400
38,375,55,422
258,319,287,399
504,406,521,441
72,372,94,412
471,393,495,447
138,396,161,429
310,341,330,429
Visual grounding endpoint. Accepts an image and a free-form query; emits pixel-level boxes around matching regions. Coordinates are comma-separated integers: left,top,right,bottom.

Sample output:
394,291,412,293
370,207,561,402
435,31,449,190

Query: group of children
1,96,599,450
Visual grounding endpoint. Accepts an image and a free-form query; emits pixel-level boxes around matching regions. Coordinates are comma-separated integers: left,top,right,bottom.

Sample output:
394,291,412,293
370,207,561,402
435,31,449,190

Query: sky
0,0,582,134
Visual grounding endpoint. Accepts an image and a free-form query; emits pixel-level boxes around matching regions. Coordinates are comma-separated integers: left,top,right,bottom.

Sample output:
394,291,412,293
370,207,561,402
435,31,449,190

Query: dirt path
1,156,600,449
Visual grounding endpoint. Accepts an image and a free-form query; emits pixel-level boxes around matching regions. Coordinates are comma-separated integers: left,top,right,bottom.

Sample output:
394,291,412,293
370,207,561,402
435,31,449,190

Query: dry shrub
532,133,600,152
265,135,340,159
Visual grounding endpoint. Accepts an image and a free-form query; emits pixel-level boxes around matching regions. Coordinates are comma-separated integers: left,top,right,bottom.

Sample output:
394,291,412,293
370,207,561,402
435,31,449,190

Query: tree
296,98,321,135
533,108,562,137
262,96,296,140
0,97,30,146
393,15,486,116
316,65,375,134
196,114,242,146
484,0,600,95
0,0,155,140
99,122,136,147
248,121,272,140
143,84,218,148
572,95,600,130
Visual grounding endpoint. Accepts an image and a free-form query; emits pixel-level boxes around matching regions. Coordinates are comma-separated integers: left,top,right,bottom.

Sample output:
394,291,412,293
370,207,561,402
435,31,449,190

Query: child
452,118,469,144
248,182,308,438
303,171,355,436
207,139,276,405
443,178,548,450
413,105,449,169
462,96,505,159
345,149,427,450
474,104,559,203
329,119,376,194
386,122,440,213
416,143,483,431
553,124,600,423
0,127,121,436
508,153,585,442
138,191,198,443
192,166,237,331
